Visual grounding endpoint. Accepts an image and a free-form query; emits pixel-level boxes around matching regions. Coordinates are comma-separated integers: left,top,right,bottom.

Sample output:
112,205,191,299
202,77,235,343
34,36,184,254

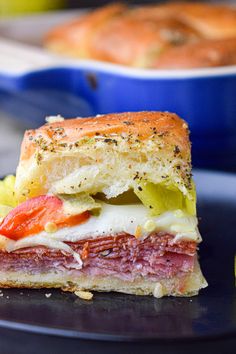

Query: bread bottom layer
0,260,207,297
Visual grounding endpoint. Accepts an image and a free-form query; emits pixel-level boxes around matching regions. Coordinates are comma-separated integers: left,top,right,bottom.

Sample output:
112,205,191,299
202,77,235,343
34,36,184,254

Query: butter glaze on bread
45,3,125,59
89,17,200,67
169,2,236,39
154,38,236,69
15,112,191,202
45,2,236,69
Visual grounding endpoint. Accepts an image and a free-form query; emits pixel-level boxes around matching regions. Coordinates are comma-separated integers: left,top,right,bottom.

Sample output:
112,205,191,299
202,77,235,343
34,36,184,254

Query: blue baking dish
0,38,236,170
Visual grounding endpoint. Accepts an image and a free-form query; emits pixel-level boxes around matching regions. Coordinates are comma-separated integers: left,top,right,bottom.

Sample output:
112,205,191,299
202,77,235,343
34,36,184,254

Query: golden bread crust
154,37,236,69
171,2,236,39
20,111,189,161
45,3,126,59
15,112,192,201
90,17,200,67
45,2,236,68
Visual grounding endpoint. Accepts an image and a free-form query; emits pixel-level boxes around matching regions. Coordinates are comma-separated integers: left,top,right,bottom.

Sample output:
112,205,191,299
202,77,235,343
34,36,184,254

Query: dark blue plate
0,170,235,354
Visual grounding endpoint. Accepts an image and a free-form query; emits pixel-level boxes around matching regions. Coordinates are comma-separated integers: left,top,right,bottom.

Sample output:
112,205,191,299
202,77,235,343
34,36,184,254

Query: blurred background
0,0,235,175
0,0,227,16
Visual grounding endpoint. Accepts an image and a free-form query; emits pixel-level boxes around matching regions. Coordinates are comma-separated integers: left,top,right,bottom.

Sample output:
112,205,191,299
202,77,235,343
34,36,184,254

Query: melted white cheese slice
5,203,201,259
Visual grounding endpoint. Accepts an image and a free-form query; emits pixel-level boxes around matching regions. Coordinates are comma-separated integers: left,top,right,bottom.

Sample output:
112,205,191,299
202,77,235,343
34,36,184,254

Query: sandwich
0,112,207,297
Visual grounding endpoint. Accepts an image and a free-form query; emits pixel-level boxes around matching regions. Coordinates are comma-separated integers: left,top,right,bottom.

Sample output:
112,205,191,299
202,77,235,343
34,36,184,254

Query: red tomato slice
0,195,90,240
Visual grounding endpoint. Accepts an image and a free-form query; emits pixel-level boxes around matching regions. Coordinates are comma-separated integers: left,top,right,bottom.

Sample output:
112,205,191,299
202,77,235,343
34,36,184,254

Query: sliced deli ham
0,233,196,281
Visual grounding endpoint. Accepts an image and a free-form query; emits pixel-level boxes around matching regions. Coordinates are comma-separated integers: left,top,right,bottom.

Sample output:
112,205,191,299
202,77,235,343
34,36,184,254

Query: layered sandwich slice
0,112,207,297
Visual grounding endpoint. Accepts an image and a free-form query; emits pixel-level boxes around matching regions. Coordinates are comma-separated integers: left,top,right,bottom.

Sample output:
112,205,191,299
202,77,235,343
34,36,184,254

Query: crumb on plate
74,290,93,300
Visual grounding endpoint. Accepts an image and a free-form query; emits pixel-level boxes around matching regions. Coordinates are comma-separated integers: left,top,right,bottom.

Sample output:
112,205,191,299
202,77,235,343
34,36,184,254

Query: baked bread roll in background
45,2,236,69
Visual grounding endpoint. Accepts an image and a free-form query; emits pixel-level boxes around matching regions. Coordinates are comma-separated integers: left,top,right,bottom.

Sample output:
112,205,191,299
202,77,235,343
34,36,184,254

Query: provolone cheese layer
4,203,201,256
